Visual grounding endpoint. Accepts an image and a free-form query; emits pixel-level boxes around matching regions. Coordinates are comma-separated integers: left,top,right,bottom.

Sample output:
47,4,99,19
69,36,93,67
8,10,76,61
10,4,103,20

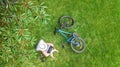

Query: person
36,39,58,59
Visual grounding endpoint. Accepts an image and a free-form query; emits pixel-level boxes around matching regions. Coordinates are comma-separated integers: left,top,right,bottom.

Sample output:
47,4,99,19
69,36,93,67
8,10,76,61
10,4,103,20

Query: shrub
0,0,50,66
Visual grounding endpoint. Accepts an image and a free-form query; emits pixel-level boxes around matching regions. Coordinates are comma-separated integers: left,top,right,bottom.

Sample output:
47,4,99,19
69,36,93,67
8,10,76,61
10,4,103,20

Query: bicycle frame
54,16,86,53
57,29,74,43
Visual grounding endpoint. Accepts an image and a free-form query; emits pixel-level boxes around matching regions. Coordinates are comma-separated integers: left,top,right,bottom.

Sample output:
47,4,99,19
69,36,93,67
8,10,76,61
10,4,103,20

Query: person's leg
52,49,59,53
50,53,55,58
50,49,59,58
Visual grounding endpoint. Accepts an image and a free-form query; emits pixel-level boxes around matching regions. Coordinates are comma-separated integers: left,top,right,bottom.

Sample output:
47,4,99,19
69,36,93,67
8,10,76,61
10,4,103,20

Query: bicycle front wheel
71,37,86,53
59,16,74,29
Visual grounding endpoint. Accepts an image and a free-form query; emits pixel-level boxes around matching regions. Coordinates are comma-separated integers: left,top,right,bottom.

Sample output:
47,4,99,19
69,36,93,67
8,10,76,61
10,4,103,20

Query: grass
1,0,120,67
29,0,120,67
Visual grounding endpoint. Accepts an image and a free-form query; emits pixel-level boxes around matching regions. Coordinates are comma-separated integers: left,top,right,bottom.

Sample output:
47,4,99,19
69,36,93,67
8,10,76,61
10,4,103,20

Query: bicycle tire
59,16,74,29
70,37,86,53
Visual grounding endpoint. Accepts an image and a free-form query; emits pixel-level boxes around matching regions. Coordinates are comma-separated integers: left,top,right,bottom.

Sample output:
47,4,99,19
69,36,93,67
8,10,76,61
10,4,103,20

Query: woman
36,40,58,58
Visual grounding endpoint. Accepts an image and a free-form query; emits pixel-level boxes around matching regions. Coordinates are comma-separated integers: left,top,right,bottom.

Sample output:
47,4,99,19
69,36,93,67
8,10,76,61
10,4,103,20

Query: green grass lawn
1,0,120,67
29,0,120,67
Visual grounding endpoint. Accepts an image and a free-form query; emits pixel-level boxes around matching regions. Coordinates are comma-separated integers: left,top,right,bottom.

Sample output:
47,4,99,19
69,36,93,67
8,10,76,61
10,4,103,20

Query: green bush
0,0,50,66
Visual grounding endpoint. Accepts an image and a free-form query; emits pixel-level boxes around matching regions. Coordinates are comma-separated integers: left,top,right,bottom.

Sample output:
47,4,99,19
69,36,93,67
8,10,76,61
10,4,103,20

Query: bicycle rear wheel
71,37,86,53
59,16,74,29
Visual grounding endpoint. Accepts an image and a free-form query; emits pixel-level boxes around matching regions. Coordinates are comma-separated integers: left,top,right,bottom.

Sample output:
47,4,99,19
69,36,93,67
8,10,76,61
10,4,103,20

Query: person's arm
47,43,54,47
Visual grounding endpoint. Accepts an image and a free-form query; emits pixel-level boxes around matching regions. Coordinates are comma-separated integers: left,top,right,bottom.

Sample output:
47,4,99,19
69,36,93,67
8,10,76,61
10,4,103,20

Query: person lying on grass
36,39,59,59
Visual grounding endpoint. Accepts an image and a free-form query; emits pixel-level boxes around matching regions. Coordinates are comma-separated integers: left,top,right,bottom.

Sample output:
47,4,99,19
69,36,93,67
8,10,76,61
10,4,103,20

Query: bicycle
54,16,86,53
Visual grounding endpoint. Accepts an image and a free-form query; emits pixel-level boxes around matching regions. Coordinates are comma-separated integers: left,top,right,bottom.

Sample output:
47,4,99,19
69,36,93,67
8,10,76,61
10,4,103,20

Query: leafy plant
0,0,50,66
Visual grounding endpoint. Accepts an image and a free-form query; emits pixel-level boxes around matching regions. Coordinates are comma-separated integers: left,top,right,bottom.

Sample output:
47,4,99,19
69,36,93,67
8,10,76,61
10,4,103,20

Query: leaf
40,2,45,6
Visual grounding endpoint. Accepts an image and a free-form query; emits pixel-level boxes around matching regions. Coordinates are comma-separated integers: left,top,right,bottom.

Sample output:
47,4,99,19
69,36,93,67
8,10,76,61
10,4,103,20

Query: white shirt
36,40,48,51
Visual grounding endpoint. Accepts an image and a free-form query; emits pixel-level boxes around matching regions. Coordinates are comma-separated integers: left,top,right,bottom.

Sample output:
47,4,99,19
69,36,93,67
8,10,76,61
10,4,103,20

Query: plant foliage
0,0,50,66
